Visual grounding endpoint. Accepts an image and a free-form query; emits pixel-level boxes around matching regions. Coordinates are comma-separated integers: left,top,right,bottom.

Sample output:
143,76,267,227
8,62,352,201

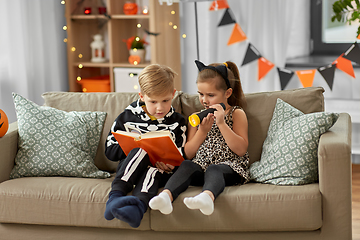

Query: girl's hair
138,64,177,96
197,61,247,109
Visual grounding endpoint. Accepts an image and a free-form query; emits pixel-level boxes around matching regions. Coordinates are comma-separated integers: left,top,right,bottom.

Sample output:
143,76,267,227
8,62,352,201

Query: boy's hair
138,64,177,96
197,61,247,109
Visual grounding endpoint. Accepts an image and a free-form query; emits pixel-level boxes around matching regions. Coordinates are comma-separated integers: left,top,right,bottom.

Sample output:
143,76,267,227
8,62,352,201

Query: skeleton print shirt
192,106,250,183
105,99,187,165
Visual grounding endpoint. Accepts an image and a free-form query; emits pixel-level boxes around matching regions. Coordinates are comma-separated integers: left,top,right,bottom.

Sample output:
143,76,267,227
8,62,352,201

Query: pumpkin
128,55,141,65
0,109,9,138
123,2,138,15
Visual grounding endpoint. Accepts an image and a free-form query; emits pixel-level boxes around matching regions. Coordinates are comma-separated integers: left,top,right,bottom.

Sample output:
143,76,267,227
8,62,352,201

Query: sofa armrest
318,113,352,239
0,122,18,183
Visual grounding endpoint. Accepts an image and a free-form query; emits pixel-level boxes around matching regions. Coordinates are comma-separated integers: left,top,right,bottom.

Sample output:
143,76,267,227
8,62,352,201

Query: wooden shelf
65,0,182,92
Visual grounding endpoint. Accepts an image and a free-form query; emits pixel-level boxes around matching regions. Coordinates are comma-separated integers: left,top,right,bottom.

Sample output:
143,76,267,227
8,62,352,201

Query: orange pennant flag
227,23,247,46
296,69,316,88
258,57,274,81
209,0,229,11
333,54,355,78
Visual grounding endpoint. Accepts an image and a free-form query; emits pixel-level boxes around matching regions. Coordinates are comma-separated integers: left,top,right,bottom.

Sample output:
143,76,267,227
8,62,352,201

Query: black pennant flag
343,42,360,66
218,8,236,27
241,43,261,66
318,64,336,90
277,67,294,90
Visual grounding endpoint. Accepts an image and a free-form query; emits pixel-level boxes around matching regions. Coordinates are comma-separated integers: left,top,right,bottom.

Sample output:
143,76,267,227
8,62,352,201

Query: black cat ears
195,60,231,89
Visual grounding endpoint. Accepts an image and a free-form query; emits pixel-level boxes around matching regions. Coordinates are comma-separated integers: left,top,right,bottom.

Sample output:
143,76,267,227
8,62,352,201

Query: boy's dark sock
104,190,125,220
111,196,147,228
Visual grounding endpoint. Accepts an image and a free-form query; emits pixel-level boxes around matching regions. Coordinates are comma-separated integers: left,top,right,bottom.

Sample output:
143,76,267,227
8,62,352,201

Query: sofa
0,87,352,240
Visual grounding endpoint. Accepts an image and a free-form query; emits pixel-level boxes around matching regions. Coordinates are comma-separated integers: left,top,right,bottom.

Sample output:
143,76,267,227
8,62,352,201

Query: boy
104,64,186,228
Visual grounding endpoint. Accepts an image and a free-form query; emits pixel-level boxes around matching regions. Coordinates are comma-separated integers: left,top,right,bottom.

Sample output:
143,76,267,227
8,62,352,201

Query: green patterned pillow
250,98,338,185
11,93,110,179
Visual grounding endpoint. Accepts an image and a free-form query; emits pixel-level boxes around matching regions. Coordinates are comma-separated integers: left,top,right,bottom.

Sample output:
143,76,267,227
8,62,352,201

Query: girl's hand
211,104,226,125
155,162,175,173
198,113,214,134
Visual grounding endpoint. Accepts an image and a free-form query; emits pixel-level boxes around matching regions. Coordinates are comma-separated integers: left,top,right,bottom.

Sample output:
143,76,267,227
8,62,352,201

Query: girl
149,60,250,216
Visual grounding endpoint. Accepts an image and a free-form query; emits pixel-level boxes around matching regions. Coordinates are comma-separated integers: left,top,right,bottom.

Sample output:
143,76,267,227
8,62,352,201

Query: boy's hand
155,162,175,173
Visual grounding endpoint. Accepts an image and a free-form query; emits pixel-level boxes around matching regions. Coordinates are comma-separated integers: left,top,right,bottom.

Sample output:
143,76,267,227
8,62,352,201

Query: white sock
149,192,173,215
183,192,214,215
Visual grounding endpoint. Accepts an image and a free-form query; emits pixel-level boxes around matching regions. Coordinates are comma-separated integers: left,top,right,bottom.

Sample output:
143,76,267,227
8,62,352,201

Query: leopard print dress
192,106,250,184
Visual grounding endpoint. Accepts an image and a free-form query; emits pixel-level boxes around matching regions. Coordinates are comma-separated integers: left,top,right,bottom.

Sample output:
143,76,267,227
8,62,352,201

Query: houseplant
332,0,360,36
124,36,148,64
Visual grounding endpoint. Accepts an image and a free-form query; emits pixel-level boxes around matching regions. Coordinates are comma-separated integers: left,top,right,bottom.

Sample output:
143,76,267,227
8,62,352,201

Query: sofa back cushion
42,87,324,171
42,91,184,172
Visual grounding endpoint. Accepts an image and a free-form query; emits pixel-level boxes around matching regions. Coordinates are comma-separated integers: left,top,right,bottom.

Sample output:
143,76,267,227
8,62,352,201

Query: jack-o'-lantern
0,109,9,138
128,55,141,65
123,2,138,15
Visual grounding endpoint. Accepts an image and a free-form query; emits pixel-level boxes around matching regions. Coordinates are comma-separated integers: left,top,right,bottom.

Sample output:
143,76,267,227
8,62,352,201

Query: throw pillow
11,93,110,179
250,98,338,185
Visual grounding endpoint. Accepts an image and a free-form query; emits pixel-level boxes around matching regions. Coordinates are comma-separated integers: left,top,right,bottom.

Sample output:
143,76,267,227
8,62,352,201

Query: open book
112,127,184,166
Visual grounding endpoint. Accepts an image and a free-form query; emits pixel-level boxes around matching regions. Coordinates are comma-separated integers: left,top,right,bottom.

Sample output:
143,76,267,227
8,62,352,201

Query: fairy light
78,64,83,68
60,0,65,4
133,61,139,65
169,22,173,26
78,54,83,58
137,23,142,28
129,73,134,77
63,25,67,30
83,88,87,92
77,76,81,81
132,48,138,52
71,47,76,52
173,25,178,30
182,34,187,38
63,38,68,43
134,85,138,90
171,10,175,14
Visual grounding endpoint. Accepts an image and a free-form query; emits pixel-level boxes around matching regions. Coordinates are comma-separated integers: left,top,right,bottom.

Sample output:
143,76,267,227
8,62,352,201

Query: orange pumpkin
128,55,141,65
0,109,9,138
123,2,138,15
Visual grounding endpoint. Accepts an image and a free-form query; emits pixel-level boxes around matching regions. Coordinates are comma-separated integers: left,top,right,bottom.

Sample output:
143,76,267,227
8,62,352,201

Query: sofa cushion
244,87,325,164
10,93,110,179
151,183,322,232
249,98,339,185
0,176,150,230
42,91,184,173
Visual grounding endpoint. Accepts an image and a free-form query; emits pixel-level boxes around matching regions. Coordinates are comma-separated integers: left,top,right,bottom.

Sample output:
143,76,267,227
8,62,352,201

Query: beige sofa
0,87,352,240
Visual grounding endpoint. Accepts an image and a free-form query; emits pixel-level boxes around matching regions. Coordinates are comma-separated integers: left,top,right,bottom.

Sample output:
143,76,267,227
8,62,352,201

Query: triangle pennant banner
277,67,294,90
343,42,360,66
218,8,236,27
296,69,316,88
333,54,355,78
209,0,229,11
241,43,260,66
227,23,247,45
258,57,274,81
318,64,336,90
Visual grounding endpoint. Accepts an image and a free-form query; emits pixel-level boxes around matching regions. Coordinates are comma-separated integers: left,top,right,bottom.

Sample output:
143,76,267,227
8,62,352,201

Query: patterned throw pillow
11,93,110,179
250,98,338,185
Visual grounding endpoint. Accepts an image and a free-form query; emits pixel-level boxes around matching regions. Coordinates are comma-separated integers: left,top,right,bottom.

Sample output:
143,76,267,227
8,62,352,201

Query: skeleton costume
105,99,186,205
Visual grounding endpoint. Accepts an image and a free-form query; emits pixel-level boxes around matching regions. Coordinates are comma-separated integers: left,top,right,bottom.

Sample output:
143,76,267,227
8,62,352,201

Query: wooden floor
353,164,360,240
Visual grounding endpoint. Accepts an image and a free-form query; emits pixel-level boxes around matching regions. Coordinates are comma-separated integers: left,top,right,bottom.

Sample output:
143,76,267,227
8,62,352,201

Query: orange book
112,129,184,166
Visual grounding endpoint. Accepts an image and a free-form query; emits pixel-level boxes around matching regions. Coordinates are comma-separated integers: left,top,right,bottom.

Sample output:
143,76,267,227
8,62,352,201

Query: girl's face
197,77,232,109
139,90,176,119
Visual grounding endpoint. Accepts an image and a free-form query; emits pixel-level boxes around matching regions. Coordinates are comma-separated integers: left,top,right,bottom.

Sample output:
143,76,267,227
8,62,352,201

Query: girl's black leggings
164,160,244,201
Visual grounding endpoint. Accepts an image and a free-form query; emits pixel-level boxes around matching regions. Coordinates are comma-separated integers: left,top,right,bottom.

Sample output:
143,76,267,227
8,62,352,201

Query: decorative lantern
90,34,106,63
0,109,9,138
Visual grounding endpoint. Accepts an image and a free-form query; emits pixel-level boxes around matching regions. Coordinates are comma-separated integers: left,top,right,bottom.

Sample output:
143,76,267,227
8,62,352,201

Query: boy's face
139,89,176,119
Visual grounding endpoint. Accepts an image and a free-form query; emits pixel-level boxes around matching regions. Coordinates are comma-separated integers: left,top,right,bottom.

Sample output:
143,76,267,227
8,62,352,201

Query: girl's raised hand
198,113,214,134
212,104,226,125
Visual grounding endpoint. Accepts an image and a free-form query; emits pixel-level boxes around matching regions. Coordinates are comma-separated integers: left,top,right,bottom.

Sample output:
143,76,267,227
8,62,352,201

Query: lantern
90,34,106,63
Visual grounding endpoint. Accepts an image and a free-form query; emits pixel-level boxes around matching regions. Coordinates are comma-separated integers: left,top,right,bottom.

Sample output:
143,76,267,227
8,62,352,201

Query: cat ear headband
195,60,231,89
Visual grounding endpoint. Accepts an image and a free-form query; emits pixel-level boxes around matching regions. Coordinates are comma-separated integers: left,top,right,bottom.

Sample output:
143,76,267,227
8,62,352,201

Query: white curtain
0,0,68,123
180,0,310,94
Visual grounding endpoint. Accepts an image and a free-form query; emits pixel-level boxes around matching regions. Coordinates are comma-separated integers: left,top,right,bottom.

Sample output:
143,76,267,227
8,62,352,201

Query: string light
133,61,138,65
63,38,68,43
169,22,173,26
77,76,81,81
63,26,67,30
182,34,187,38
137,23,142,28
60,0,65,4
129,73,134,77
71,47,76,52
173,25,178,30
171,10,175,14
78,64,83,68
83,88,87,92
78,54,83,58
134,85,138,90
